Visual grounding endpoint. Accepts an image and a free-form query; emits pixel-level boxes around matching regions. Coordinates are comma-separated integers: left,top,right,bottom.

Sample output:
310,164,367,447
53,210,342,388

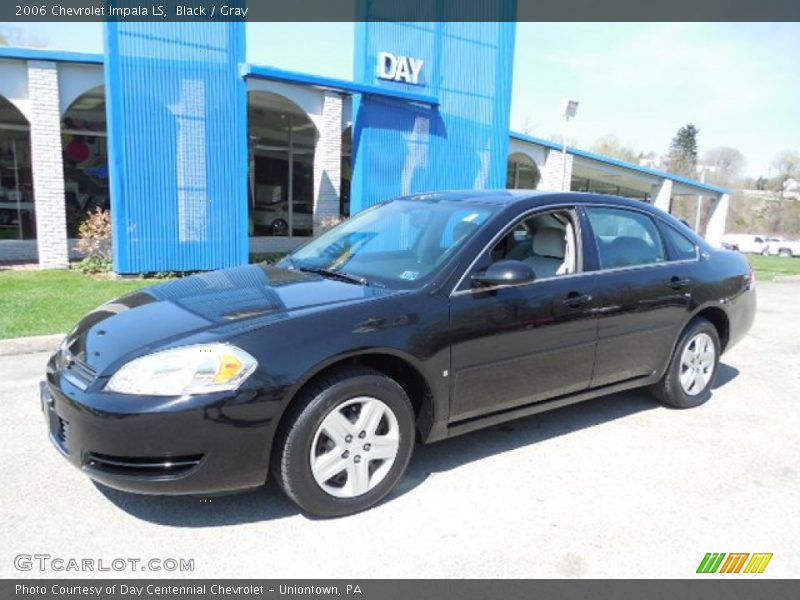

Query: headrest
607,236,659,266
533,227,565,258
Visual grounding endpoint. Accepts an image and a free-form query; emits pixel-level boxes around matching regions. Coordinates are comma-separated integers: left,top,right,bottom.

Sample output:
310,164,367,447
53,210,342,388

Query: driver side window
480,209,580,281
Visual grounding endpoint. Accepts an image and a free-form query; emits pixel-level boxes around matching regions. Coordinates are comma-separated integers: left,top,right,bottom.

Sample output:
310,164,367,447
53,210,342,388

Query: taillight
748,263,755,289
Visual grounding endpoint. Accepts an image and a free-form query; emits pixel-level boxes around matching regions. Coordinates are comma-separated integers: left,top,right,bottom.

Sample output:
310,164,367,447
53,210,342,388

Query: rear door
582,205,693,388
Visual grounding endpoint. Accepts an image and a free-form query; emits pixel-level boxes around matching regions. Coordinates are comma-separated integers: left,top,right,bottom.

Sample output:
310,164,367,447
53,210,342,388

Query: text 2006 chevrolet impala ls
43,191,756,516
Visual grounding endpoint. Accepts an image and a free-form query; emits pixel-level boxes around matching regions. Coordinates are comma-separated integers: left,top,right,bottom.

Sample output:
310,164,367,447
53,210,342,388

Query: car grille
84,453,203,478
60,350,97,389
51,416,69,454
56,417,68,444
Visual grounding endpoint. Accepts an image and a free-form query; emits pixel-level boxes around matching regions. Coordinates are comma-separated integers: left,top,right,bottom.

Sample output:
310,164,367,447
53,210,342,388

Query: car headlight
105,343,257,396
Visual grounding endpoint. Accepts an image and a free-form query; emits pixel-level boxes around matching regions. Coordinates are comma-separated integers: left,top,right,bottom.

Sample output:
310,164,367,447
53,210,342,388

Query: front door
448,208,598,422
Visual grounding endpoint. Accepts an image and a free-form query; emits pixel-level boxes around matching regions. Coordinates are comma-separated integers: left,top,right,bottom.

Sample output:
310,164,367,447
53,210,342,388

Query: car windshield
282,199,497,288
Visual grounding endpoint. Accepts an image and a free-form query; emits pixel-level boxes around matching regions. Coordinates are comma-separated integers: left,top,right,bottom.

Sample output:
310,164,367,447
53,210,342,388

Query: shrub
75,255,112,275
317,215,345,233
75,208,112,274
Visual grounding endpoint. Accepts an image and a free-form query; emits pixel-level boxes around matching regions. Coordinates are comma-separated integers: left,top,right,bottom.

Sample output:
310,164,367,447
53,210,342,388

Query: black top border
2,0,800,22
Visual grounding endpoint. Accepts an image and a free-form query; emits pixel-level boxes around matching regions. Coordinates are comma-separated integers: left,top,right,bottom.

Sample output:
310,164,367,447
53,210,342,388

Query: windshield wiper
299,267,368,286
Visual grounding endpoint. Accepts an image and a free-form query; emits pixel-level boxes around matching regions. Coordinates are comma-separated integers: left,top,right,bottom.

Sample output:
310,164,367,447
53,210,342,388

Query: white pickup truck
720,234,770,254
765,236,800,258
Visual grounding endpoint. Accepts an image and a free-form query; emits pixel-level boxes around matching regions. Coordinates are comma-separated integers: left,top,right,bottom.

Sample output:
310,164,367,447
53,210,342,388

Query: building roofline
0,47,103,65
242,63,439,106
0,47,440,105
510,131,730,195
0,47,730,195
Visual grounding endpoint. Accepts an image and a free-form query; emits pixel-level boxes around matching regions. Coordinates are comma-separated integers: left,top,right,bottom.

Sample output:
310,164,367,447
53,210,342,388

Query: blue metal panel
104,19,248,273
510,131,730,195
242,64,439,106
0,47,104,64
351,3,516,213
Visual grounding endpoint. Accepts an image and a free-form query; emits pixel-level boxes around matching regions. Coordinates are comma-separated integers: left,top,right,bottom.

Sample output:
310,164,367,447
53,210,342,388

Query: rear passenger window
586,207,666,269
663,225,698,260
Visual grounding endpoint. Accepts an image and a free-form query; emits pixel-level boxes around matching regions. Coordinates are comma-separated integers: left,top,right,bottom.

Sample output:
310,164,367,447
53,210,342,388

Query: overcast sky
7,21,799,177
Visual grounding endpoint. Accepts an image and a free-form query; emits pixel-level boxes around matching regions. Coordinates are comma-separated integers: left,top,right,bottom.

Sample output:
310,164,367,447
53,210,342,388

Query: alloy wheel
679,332,715,396
309,397,400,498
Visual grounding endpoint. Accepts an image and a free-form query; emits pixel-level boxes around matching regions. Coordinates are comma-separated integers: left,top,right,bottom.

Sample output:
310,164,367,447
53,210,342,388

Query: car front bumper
40,373,278,496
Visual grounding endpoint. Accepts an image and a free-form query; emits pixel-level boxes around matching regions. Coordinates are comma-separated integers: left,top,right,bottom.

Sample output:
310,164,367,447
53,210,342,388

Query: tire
271,366,415,517
271,219,288,236
778,248,792,258
650,318,720,409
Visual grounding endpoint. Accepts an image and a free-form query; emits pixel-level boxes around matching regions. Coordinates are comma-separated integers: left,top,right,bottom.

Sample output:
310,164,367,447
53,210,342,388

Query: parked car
720,233,770,255
764,236,800,258
252,201,314,236
43,191,756,517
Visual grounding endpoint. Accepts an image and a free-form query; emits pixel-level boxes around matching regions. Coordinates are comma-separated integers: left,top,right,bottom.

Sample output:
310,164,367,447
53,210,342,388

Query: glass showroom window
248,92,317,237
0,97,34,240
506,153,541,190
570,175,650,202
341,126,351,218
61,86,109,238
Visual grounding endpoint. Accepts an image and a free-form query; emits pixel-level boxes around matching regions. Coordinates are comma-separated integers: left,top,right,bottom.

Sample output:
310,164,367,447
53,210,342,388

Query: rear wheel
778,248,793,258
271,366,415,517
651,318,720,408
271,218,288,236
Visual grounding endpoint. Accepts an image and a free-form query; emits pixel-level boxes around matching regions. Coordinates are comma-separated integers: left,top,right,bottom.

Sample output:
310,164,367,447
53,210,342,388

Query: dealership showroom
0,28,728,272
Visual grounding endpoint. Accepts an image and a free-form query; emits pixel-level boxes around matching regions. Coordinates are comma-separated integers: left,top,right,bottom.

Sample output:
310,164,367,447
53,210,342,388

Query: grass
0,270,159,339
748,254,800,282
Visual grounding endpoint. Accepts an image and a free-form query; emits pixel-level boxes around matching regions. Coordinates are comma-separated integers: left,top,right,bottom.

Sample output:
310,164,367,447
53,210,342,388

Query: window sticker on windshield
400,270,419,281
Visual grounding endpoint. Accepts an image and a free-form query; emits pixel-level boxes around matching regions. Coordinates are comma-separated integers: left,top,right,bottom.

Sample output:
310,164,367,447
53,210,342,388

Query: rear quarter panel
687,248,756,353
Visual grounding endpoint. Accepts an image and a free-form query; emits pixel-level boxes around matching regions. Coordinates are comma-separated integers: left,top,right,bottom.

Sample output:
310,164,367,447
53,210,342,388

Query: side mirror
471,260,536,287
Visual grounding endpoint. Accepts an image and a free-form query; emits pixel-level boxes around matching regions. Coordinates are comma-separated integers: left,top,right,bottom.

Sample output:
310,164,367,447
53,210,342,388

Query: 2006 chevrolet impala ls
43,191,756,516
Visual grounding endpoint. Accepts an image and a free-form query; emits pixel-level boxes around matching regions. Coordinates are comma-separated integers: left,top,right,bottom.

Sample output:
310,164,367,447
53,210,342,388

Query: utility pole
561,100,579,192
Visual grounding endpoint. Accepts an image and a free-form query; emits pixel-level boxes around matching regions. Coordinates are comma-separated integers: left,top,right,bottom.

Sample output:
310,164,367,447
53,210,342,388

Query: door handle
562,292,592,308
668,276,690,290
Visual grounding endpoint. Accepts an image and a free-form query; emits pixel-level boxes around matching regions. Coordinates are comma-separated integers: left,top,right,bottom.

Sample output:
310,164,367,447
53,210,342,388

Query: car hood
61,264,400,373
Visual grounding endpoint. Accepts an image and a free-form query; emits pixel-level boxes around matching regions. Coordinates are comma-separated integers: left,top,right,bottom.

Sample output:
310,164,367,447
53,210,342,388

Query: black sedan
43,191,756,517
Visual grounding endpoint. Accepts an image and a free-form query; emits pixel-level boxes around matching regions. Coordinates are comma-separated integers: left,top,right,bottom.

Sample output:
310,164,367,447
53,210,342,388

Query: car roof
402,189,661,211
400,189,707,245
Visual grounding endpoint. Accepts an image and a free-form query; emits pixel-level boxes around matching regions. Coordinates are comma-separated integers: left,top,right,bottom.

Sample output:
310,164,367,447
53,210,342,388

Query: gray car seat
524,227,565,278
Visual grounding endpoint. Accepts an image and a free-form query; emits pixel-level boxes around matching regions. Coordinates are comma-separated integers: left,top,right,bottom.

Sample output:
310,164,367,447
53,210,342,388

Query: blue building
0,19,729,272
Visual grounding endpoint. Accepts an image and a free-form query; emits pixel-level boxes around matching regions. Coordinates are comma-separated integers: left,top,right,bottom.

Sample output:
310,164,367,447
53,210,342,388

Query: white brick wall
28,60,69,269
313,92,342,234
653,178,673,212
539,148,574,192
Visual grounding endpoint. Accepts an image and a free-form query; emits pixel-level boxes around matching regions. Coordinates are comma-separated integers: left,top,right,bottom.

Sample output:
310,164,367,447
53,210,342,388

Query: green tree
701,146,747,187
590,134,640,164
666,124,699,178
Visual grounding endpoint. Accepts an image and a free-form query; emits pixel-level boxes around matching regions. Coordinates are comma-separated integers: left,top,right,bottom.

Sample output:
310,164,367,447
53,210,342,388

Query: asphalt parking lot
2,280,798,579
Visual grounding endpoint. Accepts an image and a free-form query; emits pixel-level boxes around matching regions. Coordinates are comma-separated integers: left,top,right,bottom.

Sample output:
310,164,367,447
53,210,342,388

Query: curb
0,333,64,356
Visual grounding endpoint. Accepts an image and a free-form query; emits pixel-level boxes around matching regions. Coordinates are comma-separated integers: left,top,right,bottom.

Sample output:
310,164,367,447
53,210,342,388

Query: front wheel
778,248,793,258
650,318,720,408
271,366,415,517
